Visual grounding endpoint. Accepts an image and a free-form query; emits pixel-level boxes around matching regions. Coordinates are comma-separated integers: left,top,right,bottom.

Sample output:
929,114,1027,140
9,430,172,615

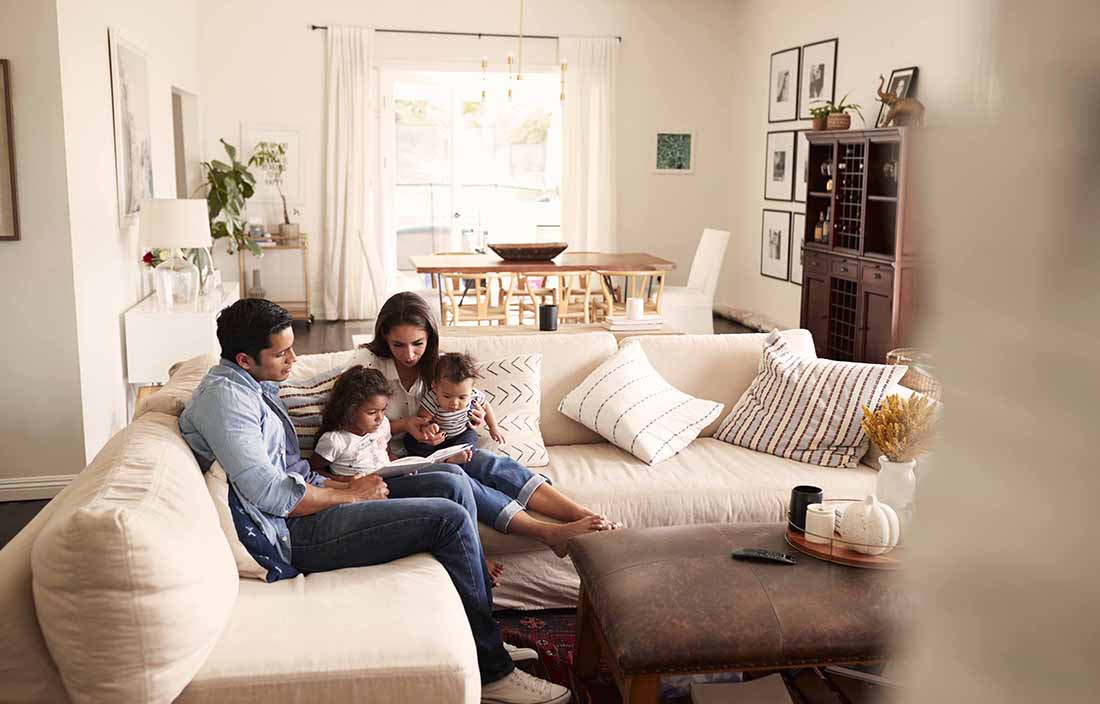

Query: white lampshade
139,199,211,249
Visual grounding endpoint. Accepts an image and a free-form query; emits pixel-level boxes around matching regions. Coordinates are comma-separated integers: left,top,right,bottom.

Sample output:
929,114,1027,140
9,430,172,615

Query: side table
239,236,314,325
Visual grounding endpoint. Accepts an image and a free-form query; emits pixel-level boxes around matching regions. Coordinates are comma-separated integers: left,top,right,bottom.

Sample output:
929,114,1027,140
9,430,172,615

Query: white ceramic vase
876,456,917,539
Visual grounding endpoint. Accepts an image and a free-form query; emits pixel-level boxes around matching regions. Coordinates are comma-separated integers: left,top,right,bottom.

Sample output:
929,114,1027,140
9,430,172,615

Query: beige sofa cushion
135,352,219,418
31,412,239,704
443,331,618,446
179,555,480,704
632,329,816,437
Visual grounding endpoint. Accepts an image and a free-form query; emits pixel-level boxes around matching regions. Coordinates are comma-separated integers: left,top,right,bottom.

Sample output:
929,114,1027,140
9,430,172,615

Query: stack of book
602,314,664,332
250,236,279,248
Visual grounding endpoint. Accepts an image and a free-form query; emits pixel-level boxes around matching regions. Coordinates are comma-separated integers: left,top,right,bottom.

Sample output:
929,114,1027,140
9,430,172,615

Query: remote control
731,548,797,565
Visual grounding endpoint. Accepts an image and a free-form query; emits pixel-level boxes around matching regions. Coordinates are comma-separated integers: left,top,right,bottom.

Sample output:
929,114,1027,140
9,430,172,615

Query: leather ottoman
568,523,910,703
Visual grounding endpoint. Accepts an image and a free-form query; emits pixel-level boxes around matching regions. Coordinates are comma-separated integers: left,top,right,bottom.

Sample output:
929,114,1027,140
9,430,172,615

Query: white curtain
322,26,386,320
560,36,618,253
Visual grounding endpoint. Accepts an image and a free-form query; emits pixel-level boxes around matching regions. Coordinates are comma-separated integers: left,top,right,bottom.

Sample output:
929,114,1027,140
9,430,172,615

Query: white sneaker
481,668,571,704
504,641,539,662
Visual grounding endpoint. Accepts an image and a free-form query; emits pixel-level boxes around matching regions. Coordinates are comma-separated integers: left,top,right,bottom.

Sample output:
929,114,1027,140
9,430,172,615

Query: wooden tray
488,242,568,261
785,526,904,570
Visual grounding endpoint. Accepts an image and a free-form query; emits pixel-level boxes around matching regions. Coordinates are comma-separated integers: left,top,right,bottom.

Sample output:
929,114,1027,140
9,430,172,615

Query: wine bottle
814,212,824,242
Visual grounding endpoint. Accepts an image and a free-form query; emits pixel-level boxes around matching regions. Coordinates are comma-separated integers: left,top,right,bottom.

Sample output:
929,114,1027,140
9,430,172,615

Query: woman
363,292,616,560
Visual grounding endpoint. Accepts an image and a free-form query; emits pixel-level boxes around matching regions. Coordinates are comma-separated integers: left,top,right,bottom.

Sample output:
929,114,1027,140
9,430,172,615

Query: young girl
404,352,504,458
311,365,396,476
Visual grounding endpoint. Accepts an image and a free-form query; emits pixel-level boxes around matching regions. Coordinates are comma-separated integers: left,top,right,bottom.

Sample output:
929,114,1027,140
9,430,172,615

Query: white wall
54,0,202,459
720,0,980,327
0,0,87,495
197,0,737,312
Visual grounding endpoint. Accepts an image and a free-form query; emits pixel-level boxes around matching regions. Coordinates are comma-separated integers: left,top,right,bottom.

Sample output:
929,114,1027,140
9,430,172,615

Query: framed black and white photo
760,209,791,281
764,130,796,201
789,213,805,285
768,47,800,122
794,131,810,202
799,38,838,119
876,66,920,127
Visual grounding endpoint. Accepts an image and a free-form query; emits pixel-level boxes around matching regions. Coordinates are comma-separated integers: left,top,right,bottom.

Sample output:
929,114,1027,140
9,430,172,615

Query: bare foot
487,559,504,587
546,516,612,557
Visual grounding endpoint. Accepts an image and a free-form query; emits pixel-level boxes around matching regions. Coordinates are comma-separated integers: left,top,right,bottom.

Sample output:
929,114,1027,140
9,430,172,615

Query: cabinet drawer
831,257,859,279
804,249,829,276
861,262,894,291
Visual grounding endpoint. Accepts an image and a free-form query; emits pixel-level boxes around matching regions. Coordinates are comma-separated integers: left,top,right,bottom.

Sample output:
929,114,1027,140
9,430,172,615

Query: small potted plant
250,141,299,243
811,92,865,131
861,393,939,520
809,104,831,131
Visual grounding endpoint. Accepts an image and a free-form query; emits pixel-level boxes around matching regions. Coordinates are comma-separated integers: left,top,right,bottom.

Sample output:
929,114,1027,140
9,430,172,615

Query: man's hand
345,473,389,502
408,416,446,446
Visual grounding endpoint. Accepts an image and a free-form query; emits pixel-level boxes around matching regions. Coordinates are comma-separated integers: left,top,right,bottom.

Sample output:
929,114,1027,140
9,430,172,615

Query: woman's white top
374,356,425,455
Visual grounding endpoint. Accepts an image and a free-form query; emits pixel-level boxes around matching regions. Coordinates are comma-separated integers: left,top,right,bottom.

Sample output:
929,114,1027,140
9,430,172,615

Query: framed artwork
799,38,838,119
876,66,920,127
241,124,305,203
794,130,810,203
654,132,694,174
768,47,800,122
790,213,805,285
764,130,796,201
108,29,155,227
760,209,791,281
0,60,19,241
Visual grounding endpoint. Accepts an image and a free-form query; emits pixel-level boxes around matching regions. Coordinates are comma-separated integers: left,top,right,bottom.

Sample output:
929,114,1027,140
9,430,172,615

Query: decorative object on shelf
809,103,830,130
790,213,805,285
886,348,942,400
0,60,19,241
246,269,266,300
760,209,792,280
108,29,155,228
876,66,923,127
768,46,800,122
139,199,213,309
837,495,900,556
654,132,694,173
488,242,568,261
195,138,261,255
788,485,823,532
794,131,810,201
799,38,837,120
804,503,835,545
764,130,796,201
246,218,265,240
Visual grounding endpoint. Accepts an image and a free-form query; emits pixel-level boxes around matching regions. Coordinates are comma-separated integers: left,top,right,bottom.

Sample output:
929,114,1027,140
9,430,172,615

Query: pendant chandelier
479,0,566,103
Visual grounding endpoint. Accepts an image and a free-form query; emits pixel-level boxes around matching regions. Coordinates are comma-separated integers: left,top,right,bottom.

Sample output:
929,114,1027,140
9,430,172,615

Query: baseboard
0,474,76,501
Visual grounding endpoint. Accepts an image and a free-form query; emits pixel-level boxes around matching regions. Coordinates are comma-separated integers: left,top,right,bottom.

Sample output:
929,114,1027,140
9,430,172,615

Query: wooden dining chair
440,271,516,326
513,272,562,325
557,271,609,323
596,270,666,319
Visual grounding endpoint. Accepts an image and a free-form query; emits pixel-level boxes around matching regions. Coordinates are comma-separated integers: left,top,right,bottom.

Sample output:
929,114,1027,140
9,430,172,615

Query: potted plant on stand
811,92,865,131
193,138,262,296
250,141,299,244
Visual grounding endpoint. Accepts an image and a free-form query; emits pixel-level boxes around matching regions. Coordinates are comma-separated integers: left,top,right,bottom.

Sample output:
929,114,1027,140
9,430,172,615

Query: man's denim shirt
180,360,325,564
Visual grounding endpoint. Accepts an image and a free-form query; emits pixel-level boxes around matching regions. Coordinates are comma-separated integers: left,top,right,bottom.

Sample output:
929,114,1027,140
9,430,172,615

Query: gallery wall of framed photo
761,38,837,287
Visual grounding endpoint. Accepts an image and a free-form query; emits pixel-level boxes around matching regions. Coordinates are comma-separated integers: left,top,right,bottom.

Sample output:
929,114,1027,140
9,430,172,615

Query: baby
311,365,393,476
404,352,505,458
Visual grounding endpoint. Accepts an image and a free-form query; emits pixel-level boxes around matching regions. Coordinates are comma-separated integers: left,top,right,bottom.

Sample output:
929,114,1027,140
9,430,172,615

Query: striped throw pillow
558,341,724,465
714,331,907,468
279,348,375,458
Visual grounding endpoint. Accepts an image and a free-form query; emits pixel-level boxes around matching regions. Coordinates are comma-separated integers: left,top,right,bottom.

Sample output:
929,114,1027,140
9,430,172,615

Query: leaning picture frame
760,209,792,281
769,46,800,123
876,66,920,128
0,59,19,241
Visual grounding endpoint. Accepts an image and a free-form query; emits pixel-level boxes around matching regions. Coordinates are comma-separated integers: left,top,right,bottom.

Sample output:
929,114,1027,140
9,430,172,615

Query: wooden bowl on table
488,242,569,262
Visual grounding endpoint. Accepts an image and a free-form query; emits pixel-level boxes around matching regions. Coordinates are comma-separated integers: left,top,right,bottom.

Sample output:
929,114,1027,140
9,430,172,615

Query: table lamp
139,199,212,308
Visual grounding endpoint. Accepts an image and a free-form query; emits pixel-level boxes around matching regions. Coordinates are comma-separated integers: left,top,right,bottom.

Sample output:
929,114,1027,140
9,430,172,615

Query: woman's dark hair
365,292,440,384
216,299,293,364
434,352,481,384
318,365,393,438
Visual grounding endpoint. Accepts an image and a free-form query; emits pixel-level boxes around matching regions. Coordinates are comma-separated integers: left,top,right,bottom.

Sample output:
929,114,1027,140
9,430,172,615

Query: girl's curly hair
318,365,393,438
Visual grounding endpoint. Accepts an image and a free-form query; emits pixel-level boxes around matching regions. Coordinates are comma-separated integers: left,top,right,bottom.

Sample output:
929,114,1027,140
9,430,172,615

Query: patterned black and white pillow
557,342,724,465
476,354,550,467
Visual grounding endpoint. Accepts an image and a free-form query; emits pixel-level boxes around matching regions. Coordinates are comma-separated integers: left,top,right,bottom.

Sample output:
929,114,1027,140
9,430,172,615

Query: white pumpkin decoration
837,495,900,556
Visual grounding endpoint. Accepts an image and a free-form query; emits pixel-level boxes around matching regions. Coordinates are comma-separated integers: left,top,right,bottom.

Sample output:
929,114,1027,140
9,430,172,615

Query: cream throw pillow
557,341,724,465
476,354,549,467
715,331,907,468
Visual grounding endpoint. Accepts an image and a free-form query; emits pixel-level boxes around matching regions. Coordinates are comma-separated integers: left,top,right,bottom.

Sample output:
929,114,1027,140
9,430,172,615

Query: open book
331,444,473,479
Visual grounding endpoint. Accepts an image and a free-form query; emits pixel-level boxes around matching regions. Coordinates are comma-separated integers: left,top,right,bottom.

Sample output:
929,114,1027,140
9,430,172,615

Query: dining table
410,251,677,325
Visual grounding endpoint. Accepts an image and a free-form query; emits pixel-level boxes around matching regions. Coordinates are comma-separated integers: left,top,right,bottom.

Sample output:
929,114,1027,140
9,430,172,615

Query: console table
123,283,239,385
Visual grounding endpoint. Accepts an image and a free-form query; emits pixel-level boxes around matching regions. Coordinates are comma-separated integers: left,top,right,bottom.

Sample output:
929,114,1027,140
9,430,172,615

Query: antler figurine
877,75,926,127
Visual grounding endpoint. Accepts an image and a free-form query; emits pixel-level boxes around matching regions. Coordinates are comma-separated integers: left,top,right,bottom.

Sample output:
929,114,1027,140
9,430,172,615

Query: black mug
538,304,559,331
789,485,823,532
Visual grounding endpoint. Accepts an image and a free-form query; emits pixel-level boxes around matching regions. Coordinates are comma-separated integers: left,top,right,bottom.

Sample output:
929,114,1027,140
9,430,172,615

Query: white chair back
686,228,731,299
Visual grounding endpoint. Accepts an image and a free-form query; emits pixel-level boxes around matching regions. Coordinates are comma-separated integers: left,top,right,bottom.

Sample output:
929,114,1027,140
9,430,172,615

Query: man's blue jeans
286,465,514,685
407,429,549,533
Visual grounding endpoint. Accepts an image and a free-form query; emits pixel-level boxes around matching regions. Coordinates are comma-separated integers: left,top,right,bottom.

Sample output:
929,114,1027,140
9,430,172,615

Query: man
180,298,569,704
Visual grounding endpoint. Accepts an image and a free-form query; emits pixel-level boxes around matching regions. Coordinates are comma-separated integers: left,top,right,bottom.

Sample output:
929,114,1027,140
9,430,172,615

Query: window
384,70,561,270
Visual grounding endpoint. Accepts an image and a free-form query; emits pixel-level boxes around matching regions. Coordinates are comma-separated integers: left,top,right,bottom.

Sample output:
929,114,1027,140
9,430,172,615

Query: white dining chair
659,228,731,334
